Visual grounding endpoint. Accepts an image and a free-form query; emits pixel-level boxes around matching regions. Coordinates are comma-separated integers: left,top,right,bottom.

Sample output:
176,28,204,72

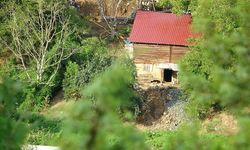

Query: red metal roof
129,11,193,46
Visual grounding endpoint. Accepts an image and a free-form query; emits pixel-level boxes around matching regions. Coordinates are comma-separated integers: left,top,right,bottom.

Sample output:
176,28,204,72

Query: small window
143,64,152,72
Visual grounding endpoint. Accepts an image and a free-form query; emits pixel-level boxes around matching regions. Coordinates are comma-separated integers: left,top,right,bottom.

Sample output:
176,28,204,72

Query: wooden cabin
127,11,193,84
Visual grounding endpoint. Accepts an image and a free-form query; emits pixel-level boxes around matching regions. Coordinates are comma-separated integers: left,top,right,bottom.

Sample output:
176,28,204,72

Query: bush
17,84,54,112
63,38,113,99
63,61,80,99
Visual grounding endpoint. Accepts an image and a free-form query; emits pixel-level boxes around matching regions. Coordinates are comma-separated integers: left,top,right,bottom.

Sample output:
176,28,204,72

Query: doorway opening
163,69,172,82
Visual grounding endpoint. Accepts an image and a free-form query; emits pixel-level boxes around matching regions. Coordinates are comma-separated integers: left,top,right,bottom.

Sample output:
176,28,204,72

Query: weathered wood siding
133,44,188,64
171,46,188,63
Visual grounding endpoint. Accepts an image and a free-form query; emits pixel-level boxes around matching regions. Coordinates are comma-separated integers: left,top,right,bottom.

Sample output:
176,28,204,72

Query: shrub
63,61,80,99
17,84,54,112
63,38,113,99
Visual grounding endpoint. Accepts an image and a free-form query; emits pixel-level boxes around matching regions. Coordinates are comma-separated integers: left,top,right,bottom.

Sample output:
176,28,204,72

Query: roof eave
130,41,188,47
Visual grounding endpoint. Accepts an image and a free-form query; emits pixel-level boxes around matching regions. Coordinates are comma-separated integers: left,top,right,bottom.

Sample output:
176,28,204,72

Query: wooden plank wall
171,46,188,63
133,44,188,64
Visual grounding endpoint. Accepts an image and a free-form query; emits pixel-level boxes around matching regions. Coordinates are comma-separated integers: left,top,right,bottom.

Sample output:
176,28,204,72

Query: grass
144,130,229,149
23,100,78,145
43,100,75,119
23,112,62,145
144,130,177,149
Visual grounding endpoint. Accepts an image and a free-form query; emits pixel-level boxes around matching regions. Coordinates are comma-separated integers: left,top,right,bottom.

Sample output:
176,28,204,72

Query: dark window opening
164,69,172,82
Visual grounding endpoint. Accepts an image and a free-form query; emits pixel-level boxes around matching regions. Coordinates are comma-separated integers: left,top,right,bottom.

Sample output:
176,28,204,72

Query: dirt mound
135,86,188,128
150,100,188,130
136,86,189,130
136,87,166,125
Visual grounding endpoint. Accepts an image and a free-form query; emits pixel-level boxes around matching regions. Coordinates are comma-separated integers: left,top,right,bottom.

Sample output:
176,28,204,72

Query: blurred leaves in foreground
169,0,250,149
60,59,148,150
0,79,27,150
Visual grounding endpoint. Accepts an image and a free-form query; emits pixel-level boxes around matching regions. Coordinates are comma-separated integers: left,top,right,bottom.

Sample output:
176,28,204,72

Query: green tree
179,0,240,117
157,0,193,14
5,0,78,86
0,0,89,111
167,0,250,149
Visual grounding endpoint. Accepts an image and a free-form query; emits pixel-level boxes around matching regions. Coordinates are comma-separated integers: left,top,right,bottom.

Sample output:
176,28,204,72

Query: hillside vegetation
0,0,250,150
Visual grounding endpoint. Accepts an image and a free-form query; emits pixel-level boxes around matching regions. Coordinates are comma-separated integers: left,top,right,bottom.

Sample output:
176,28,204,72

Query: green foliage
179,0,241,117
203,0,250,110
27,129,60,145
2,0,250,149
166,123,230,150
6,0,75,84
0,58,18,81
0,79,27,150
0,0,91,110
180,0,249,115
170,0,190,14
60,60,147,150
63,61,80,99
179,40,215,118
0,0,15,52
157,0,172,8
169,0,250,149
145,129,229,150
17,84,54,112
179,40,213,81
23,113,62,145
145,131,177,149
118,26,131,37
163,119,250,150
188,0,199,13
193,0,238,35
63,38,113,99
157,0,192,13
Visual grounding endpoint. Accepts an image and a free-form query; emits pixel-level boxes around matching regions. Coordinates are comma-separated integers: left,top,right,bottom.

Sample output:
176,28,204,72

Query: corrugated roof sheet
129,11,193,46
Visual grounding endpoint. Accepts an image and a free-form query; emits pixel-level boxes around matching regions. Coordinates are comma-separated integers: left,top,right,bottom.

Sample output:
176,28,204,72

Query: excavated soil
135,86,189,130
135,86,166,125
134,85,238,133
